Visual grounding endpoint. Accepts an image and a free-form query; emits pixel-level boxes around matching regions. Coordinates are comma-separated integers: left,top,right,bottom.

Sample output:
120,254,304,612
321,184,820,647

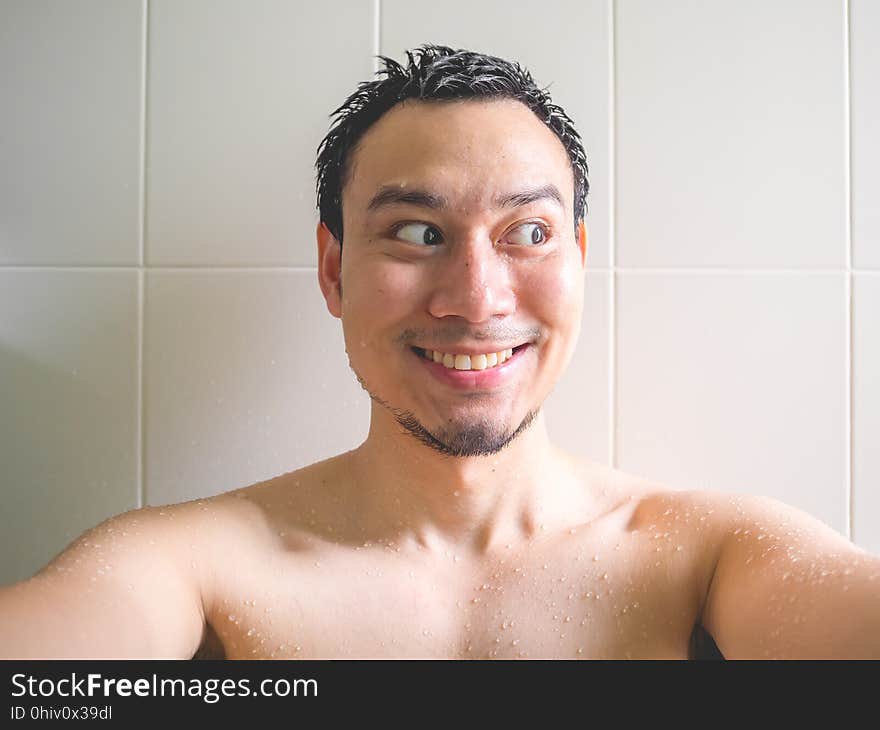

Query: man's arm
701,495,880,659
0,506,207,659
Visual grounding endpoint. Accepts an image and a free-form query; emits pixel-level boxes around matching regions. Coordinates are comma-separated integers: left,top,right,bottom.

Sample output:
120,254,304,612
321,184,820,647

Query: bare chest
206,526,709,660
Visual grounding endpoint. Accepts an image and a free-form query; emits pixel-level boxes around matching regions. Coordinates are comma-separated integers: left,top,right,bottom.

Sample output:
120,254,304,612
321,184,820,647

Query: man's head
314,45,590,458
316,44,589,249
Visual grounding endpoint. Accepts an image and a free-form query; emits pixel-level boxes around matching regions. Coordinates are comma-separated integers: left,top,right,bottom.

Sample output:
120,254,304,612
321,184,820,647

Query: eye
507,222,549,246
393,222,443,246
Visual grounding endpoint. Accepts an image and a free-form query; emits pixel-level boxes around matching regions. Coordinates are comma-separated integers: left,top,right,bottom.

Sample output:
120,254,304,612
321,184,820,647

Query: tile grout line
844,0,854,543
609,0,618,470
137,0,150,511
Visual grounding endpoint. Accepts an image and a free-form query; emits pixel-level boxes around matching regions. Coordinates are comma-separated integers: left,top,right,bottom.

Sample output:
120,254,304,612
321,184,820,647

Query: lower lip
412,345,531,390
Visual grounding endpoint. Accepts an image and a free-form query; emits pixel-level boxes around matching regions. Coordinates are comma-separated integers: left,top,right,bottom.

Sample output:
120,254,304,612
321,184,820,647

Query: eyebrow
365,183,565,215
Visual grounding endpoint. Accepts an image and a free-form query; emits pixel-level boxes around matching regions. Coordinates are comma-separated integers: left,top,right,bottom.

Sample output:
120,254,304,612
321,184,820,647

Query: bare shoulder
680,490,879,658
15,460,336,660
0,496,232,658
593,466,849,544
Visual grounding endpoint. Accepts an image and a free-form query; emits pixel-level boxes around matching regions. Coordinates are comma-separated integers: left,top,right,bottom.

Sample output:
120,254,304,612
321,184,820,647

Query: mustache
396,325,541,347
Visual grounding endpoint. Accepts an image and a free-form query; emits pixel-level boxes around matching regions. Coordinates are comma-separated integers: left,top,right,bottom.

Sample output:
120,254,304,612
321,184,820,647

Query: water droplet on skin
675,545,683,551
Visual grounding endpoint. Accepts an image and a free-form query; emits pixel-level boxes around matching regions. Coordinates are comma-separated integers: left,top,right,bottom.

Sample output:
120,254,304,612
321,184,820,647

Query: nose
426,234,516,323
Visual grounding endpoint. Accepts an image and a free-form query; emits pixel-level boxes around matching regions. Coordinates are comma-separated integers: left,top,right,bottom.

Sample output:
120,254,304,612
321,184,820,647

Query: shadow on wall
0,343,136,585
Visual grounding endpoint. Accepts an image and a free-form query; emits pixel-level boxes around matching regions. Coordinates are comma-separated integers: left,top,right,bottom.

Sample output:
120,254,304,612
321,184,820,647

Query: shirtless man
1,45,878,660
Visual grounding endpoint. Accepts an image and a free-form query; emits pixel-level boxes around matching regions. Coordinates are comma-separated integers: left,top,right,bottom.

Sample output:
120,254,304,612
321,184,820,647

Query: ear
577,219,588,268
316,221,343,319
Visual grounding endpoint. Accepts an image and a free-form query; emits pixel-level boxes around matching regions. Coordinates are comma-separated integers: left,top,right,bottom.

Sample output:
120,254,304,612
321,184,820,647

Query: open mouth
410,344,530,371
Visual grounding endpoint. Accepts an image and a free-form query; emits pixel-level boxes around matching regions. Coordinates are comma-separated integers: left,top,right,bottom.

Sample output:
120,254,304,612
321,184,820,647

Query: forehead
343,98,574,214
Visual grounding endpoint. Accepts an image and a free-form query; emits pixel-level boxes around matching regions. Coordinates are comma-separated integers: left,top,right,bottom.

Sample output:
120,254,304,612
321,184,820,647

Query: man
1,45,878,660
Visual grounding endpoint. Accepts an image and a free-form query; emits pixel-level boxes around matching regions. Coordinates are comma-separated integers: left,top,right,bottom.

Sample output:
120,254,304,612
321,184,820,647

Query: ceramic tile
146,0,375,266
617,271,847,532
0,0,142,265
0,271,139,584
616,0,846,268
144,270,370,504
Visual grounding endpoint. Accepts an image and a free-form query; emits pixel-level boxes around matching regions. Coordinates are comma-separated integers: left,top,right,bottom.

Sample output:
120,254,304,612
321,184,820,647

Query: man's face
318,98,587,457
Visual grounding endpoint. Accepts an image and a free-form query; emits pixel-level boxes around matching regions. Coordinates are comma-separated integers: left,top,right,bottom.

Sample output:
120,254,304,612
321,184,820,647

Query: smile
410,344,531,390
412,346,526,371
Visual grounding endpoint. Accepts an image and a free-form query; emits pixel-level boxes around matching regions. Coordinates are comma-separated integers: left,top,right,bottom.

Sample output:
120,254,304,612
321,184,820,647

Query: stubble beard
350,366,540,458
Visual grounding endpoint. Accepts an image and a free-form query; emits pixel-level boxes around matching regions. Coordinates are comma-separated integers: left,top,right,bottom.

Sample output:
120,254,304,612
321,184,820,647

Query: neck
343,404,595,557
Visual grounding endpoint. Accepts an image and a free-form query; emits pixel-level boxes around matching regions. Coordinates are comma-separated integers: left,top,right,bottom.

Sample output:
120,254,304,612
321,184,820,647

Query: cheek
340,257,426,337
517,254,584,326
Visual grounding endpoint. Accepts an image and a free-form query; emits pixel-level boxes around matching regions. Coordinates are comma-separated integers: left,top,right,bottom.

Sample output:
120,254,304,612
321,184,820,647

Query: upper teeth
426,348,515,371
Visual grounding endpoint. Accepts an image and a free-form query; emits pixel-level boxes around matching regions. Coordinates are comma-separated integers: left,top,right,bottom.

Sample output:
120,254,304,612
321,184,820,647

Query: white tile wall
381,0,613,269
854,274,880,555
545,271,611,463
616,271,848,533
144,270,369,506
616,0,847,269
852,0,880,269
146,0,375,267
0,271,139,584
2,0,879,583
0,0,143,265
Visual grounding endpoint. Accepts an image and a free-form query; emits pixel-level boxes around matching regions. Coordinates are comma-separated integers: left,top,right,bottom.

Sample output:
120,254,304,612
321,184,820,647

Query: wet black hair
315,44,589,247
